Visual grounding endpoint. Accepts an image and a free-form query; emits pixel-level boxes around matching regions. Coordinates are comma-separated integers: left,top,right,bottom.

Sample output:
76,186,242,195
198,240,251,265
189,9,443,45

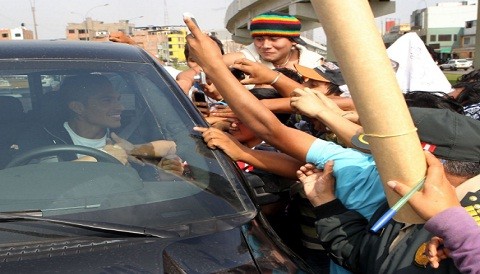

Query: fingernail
387,181,397,189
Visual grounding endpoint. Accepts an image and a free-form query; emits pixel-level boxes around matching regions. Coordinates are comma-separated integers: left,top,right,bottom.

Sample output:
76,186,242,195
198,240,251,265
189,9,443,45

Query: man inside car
14,74,183,175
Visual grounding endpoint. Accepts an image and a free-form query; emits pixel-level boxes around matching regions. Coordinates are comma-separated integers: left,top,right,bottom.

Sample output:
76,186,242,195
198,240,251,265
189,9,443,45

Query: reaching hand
194,101,210,117
109,31,136,45
386,151,460,220
210,105,237,119
193,126,247,161
426,236,450,269
205,117,231,131
110,132,177,163
110,132,134,153
297,161,336,207
183,15,223,70
158,154,184,176
230,58,279,86
103,144,128,165
290,88,341,118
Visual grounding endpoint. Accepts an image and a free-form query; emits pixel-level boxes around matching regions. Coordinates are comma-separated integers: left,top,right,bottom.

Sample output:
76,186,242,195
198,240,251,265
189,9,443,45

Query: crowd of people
177,11,480,274
107,10,480,274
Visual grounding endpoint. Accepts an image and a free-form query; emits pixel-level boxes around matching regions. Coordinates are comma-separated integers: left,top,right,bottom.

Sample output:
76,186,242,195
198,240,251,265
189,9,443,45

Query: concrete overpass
225,0,395,45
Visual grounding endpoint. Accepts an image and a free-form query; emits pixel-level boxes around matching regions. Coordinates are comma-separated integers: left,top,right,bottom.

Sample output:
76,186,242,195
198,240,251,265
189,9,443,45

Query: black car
0,40,312,273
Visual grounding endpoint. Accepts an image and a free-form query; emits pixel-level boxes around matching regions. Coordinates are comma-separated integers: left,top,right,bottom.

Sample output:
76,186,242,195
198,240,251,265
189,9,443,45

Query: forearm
201,61,287,148
238,149,303,180
329,97,356,111
261,98,294,114
271,74,303,97
187,30,315,162
313,110,362,147
130,140,177,158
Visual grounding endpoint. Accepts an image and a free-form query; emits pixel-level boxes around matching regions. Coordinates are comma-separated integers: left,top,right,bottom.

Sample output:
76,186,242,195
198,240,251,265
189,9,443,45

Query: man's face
79,88,124,130
303,78,330,94
253,36,294,63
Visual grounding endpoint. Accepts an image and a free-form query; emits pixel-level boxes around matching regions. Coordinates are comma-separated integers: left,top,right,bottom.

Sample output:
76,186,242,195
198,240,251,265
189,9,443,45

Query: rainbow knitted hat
249,12,302,38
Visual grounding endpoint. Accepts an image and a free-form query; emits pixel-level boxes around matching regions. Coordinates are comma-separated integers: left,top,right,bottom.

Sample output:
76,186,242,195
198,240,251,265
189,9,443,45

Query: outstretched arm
184,16,316,162
231,58,303,98
290,88,362,147
194,126,303,179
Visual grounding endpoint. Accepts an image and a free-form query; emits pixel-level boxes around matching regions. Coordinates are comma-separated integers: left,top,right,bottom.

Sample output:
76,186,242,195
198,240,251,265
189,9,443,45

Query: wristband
270,72,281,85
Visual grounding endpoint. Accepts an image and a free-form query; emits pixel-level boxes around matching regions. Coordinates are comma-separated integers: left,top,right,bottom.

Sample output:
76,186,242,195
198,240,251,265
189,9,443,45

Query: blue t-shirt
306,138,385,219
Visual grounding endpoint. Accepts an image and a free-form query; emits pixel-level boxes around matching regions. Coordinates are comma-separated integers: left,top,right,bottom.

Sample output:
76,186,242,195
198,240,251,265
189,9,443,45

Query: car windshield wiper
0,211,179,238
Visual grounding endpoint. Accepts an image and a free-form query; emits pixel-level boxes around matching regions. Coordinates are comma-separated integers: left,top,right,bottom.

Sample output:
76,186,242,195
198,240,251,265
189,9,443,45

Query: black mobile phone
192,91,206,103
230,68,245,80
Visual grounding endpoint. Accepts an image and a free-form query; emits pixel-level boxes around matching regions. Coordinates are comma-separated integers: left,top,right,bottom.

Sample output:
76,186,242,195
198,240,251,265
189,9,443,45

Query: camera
193,71,207,85
229,68,245,80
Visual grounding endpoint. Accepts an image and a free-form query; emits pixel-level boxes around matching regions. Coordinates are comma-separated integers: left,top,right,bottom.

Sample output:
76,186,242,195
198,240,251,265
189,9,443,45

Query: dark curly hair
404,91,464,114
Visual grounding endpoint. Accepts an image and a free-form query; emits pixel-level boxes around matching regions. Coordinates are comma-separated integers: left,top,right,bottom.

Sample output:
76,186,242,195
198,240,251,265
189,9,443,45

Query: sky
0,0,469,41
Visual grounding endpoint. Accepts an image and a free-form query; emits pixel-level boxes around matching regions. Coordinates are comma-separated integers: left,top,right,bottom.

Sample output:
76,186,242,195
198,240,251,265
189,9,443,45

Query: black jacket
15,123,78,162
314,199,460,274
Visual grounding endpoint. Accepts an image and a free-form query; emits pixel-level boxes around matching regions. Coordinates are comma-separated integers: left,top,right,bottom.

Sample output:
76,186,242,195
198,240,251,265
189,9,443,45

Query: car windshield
0,58,256,238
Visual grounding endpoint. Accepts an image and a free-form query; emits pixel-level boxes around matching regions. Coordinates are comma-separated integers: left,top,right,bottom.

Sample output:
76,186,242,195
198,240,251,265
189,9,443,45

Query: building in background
0,25,34,40
410,1,477,60
66,19,189,63
158,27,187,63
66,18,134,41
383,23,413,47
130,25,170,61
453,19,476,58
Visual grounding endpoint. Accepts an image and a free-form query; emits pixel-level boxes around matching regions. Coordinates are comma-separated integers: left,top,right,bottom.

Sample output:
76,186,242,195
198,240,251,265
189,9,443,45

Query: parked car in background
466,58,474,69
439,59,471,71
0,41,313,273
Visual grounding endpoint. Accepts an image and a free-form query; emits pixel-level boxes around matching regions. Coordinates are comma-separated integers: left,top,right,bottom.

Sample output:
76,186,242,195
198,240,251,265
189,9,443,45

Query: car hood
0,227,258,273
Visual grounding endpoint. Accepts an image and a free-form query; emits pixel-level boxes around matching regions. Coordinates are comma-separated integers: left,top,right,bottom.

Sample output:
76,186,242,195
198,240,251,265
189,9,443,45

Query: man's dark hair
325,83,343,96
61,74,113,105
443,159,480,179
451,81,480,106
404,91,464,114
184,34,224,59
274,67,303,84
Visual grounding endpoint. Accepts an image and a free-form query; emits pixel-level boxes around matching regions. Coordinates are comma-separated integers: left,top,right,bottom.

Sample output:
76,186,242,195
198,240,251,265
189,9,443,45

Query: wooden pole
311,0,426,223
